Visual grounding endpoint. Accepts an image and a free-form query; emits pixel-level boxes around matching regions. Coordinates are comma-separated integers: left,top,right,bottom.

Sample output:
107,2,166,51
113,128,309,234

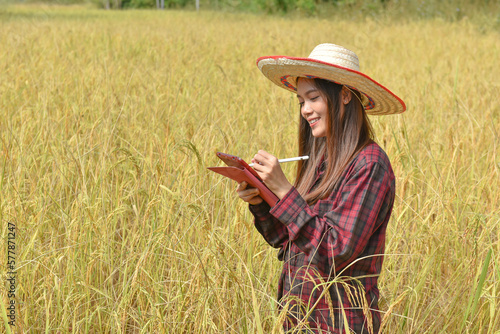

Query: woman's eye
311,96,319,101
298,102,304,107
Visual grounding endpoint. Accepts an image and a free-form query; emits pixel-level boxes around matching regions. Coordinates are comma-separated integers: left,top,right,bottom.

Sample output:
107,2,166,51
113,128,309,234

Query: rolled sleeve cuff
269,186,308,226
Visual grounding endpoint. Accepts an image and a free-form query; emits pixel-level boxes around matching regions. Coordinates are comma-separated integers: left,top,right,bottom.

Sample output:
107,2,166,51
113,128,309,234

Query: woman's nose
301,102,313,115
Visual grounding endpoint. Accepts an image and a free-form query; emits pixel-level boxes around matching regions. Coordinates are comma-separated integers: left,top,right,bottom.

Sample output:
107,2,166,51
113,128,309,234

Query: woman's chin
311,129,327,138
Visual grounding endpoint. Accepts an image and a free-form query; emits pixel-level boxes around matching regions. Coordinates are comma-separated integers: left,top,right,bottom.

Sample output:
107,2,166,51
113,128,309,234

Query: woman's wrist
275,183,293,200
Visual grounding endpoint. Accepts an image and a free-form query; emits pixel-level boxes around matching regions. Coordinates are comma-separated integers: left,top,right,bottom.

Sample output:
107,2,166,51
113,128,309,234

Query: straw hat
257,43,406,115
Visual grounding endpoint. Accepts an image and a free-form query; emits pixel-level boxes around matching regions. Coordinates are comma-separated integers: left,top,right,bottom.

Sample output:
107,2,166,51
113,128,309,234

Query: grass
0,4,499,333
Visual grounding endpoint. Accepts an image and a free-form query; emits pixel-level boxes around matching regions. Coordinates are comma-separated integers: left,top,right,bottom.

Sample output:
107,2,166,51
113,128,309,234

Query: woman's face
297,78,329,138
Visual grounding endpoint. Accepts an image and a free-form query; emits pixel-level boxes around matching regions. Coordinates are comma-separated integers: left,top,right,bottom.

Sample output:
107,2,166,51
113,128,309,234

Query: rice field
0,4,499,333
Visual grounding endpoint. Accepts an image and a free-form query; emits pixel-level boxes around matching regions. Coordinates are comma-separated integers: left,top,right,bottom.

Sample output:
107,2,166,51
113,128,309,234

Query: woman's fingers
236,181,248,192
252,151,279,177
250,150,292,199
237,182,253,197
236,182,263,205
239,187,259,198
252,151,280,181
252,150,274,167
235,177,266,206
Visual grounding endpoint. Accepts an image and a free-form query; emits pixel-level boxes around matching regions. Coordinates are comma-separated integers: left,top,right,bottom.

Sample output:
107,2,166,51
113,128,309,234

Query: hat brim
257,56,406,116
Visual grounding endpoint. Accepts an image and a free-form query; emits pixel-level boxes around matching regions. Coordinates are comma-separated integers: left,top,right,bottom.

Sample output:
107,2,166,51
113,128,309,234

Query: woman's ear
341,86,352,105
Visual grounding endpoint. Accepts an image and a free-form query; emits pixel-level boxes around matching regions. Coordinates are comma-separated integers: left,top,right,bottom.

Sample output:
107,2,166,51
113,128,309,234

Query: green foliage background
2,0,499,19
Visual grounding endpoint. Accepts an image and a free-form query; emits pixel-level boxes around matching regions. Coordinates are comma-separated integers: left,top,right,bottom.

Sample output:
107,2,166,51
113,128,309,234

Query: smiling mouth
309,118,320,126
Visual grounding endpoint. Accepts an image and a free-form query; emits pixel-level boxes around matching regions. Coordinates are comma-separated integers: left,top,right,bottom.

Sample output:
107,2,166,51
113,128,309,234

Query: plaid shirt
249,143,395,333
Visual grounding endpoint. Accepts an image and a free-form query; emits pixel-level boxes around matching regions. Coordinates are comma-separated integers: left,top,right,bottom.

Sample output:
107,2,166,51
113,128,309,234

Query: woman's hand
236,181,263,205
251,150,293,199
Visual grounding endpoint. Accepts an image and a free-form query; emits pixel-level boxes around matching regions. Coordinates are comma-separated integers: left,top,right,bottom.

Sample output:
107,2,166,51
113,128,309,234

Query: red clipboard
208,152,279,206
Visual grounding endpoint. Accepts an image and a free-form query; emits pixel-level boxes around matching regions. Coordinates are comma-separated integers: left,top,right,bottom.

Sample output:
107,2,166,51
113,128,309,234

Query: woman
237,43,406,333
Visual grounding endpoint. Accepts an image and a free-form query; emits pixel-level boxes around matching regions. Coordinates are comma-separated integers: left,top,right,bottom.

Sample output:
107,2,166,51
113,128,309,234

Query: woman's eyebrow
296,88,318,99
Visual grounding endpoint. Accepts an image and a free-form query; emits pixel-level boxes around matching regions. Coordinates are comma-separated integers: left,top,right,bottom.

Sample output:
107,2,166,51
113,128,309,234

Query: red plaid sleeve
269,156,394,273
249,201,289,249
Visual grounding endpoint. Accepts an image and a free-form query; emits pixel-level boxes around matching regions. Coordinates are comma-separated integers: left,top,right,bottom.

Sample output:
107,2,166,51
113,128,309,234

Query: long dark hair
295,78,374,205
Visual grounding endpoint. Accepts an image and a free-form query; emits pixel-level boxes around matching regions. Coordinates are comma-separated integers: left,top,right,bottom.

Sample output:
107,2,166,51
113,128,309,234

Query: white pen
249,155,309,167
